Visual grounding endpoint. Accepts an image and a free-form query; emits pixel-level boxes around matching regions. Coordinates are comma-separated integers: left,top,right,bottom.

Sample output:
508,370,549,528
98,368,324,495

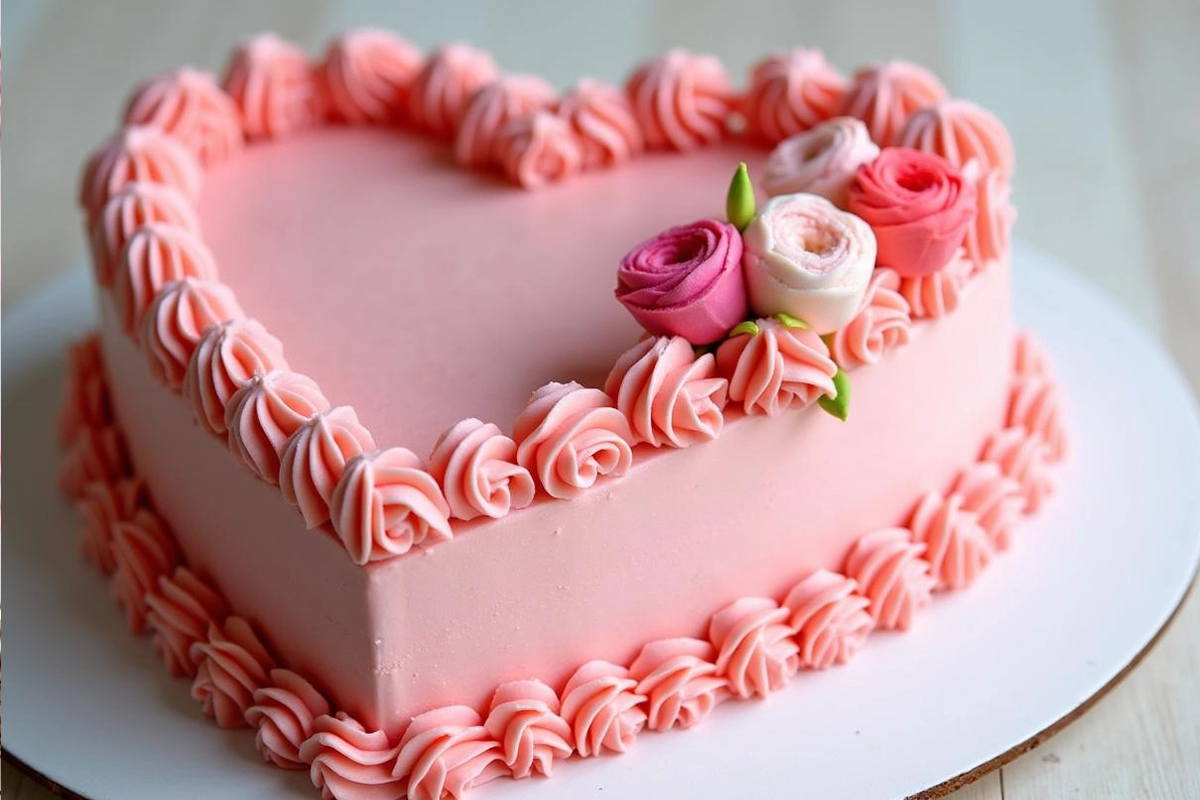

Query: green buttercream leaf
726,162,756,232
818,369,851,422
775,312,809,329
730,320,760,338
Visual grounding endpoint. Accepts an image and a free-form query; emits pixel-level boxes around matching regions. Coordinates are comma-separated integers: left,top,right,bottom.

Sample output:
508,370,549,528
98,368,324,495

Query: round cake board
3,244,1199,800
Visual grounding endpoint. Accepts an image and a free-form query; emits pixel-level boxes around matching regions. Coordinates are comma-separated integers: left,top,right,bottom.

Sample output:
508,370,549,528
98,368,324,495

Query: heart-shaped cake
59,28,1065,800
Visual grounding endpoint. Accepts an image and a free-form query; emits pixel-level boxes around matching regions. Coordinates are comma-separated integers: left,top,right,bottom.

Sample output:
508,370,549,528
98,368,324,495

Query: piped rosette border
78,29,1019,568
58,328,1065,800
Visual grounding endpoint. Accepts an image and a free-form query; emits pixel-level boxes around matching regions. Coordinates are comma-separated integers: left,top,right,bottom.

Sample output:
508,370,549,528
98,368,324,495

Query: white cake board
3,244,1199,800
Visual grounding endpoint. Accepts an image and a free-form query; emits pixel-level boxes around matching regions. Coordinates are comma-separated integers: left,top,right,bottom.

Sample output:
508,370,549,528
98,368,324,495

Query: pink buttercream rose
615,219,748,345
847,147,976,277
762,117,880,207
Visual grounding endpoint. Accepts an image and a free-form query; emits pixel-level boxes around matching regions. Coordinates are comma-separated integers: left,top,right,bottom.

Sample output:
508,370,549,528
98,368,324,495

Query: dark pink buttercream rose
615,219,748,345
847,147,976,277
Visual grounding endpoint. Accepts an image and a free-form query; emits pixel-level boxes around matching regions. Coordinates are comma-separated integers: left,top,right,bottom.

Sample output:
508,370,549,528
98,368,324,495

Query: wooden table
2,1,1197,798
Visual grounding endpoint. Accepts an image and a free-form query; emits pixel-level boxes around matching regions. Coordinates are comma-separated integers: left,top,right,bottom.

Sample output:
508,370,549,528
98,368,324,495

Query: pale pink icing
80,125,202,222
743,48,848,145
77,477,146,574
900,252,972,320
322,29,422,126
124,68,243,166
782,569,873,670
394,706,506,800
142,278,245,391
300,711,405,800
558,660,647,757
625,49,735,152
715,318,838,416
831,267,912,370
58,425,129,500
555,78,644,170
603,336,728,447
843,527,935,631
708,597,799,699
145,565,230,678
983,425,1055,513
427,419,534,522
109,507,179,633
246,668,332,770
909,491,992,591
223,33,324,139
58,334,112,445
454,75,556,168
484,679,574,779
115,223,219,333
183,318,288,436
512,382,633,500
1014,331,1051,378
408,43,500,138
189,616,277,728
279,407,377,529
962,159,1016,270
1007,373,1068,461
952,461,1023,551
627,638,727,731
329,447,452,564
838,61,949,145
761,116,880,206
90,182,200,287
225,370,331,485
494,111,583,189
895,100,1016,180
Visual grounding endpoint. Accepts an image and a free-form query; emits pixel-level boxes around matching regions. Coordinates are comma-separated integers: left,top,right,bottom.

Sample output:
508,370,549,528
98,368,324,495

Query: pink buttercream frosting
183,318,288,436
90,182,200,287
513,382,633,500
394,706,506,800
246,668,332,770
223,33,324,139
225,370,331,485
625,49,735,152
321,28,422,125
110,507,179,633
484,679,574,779
455,75,556,168
77,477,145,574
953,461,1024,551
895,99,1016,180
300,711,405,800
708,596,800,699
559,660,647,757
604,336,728,448
116,223,218,334
983,425,1055,514
142,278,244,391
58,425,129,500
124,68,243,165
408,43,500,138
556,78,644,170
910,491,992,591
145,566,229,678
80,125,202,222
58,334,112,446
716,317,838,416
962,160,1017,270
494,110,583,189
189,616,277,729
280,407,377,529
762,117,880,206
899,251,972,319
628,638,727,731
743,48,848,145
428,418,534,522
843,527,935,631
615,218,748,345
329,447,452,564
782,569,873,670
831,267,912,370
1014,331,1052,378
838,61,949,145
1007,373,1068,462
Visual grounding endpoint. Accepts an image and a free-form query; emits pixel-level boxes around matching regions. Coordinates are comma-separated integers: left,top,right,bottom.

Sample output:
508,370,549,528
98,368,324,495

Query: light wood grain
2,0,1198,798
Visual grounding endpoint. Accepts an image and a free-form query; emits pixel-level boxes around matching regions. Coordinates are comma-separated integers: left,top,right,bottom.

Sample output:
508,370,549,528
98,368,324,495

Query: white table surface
2,1,1198,798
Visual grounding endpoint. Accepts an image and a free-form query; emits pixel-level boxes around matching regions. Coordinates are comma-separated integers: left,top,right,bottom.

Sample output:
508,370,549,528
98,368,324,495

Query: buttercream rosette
225,370,331,485
559,660,647,757
782,569,873,670
628,638,727,731
953,461,1024,551
716,317,839,416
962,159,1017,269
428,418,535,522
741,192,877,333
58,334,112,446
279,406,376,529
494,110,583,189
142,278,245,391
762,117,880,207
484,679,574,779
246,668,332,770
223,33,324,139
183,318,289,436
899,251,972,320
894,99,1016,180
625,49,735,152
393,705,506,800
742,48,848,145
58,425,130,500
830,267,912,370
91,182,200,288
77,477,145,574
844,527,935,631
189,616,277,729
110,507,179,633
80,125,202,223
556,78,644,170
455,74,556,169
910,491,993,591
838,60,948,145
408,42,500,138
124,68,244,166
983,425,1055,513
116,223,220,334
709,597,800,699
321,28,422,125
300,711,406,800
145,566,229,679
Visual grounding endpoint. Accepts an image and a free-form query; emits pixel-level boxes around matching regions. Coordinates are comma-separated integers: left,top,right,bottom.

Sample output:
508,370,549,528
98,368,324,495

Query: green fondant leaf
726,162,756,232
818,369,851,422
730,320,760,338
775,312,809,330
